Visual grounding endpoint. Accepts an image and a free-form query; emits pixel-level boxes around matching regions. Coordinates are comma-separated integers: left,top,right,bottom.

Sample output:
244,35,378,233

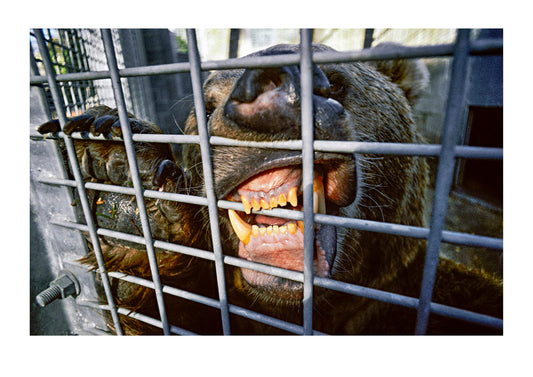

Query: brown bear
37,43,502,335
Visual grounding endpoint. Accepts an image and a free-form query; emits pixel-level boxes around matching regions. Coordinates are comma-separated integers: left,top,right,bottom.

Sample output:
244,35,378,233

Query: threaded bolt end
36,285,62,307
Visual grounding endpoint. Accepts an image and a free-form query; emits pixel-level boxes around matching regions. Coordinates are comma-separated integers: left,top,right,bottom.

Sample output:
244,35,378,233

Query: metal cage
29,28,503,335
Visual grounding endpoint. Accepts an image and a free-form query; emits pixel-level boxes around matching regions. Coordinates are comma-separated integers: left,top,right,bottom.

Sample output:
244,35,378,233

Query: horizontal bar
51,218,216,261
77,300,197,335
315,276,419,309
314,213,503,250
430,301,503,329
39,176,210,207
116,307,196,335
29,38,502,85
109,271,220,310
31,132,503,160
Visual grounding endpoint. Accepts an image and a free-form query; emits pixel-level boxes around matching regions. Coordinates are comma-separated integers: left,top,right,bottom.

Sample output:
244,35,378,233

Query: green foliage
175,35,188,53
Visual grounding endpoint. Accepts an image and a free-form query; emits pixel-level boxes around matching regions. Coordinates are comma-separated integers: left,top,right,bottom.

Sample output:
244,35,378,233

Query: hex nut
52,273,78,299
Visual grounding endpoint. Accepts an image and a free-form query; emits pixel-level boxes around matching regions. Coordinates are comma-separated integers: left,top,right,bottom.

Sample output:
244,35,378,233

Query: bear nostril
229,67,289,104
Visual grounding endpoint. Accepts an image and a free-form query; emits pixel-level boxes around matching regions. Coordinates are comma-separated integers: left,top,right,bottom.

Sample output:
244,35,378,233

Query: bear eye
329,81,344,97
326,72,345,98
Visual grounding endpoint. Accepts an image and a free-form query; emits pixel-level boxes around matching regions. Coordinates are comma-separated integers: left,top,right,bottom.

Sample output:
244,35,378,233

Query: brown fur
39,43,502,335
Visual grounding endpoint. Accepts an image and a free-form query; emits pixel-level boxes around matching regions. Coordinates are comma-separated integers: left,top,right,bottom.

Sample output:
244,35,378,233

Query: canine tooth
252,225,259,238
241,195,252,214
228,209,252,245
260,198,269,210
273,225,279,234
267,226,273,235
297,220,304,234
279,225,287,234
288,187,298,207
313,177,327,214
270,196,278,208
251,198,261,211
288,223,297,234
278,193,287,207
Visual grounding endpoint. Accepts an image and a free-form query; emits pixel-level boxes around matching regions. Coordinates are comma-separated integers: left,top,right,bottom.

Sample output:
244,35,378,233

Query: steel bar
100,29,170,335
430,302,503,330
300,29,315,335
186,28,231,335
31,132,503,160
415,29,472,335
115,307,197,335
32,28,124,335
30,38,502,85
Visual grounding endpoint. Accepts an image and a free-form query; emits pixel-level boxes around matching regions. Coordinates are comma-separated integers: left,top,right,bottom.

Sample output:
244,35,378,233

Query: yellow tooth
270,196,278,209
313,177,327,214
252,225,259,238
288,223,297,235
241,195,251,214
259,227,267,236
297,220,304,234
260,198,270,210
228,209,252,245
288,187,298,207
267,226,273,235
278,193,287,207
273,225,279,234
251,198,261,211
279,225,287,234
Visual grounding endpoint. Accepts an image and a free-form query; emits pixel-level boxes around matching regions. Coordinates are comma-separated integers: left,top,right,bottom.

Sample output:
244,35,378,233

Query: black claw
37,119,61,134
110,120,123,137
153,160,183,187
91,114,117,136
63,114,95,135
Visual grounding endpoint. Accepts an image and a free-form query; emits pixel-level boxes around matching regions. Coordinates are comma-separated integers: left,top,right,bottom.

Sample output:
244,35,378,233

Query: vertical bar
415,29,471,335
32,28,124,335
300,28,315,335
186,29,231,335
100,29,170,335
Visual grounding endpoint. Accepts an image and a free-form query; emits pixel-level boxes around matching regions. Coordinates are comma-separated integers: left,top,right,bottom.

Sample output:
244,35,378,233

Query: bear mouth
223,155,357,301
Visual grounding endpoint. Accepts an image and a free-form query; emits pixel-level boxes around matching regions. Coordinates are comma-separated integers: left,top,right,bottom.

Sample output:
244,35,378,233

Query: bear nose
223,63,333,134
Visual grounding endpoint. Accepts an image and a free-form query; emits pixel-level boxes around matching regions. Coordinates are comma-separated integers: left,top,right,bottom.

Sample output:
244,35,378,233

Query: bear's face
183,44,429,305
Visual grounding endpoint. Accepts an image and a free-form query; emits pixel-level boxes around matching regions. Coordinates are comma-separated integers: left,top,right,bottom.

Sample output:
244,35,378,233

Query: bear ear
366,42,430,106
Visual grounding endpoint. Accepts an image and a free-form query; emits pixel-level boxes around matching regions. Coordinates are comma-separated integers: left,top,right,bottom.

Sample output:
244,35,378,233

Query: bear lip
221,152,357,207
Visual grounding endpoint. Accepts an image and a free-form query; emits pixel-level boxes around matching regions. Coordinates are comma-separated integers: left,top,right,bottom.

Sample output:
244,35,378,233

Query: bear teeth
229,177,326,245
240,187,297,214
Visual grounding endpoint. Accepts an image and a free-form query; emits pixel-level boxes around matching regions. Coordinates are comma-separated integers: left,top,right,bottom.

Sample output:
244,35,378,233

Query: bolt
36,270,80,308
